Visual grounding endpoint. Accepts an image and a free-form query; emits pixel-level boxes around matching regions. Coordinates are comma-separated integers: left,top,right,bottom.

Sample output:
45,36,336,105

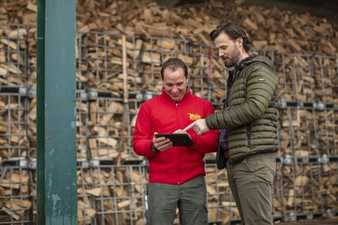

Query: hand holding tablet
155,133,193,146
154,123,195,147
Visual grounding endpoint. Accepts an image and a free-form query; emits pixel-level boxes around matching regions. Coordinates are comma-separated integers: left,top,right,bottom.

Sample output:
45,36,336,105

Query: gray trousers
146,176,208,225
227,152,277,225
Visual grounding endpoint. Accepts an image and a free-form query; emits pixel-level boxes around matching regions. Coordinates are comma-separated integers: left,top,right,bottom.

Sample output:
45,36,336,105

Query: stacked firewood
205,165,240,223
77,165,147,225
76,96,91,160
0,94,30,161
0,0,338,224
279,108,338,156
273,161,338,214
1,0,338,98
276,53,338,103
3,0,338,52
87,94,131,160
0,25,28,86
76,32,223,102
0,168,32,221
321,163,338,211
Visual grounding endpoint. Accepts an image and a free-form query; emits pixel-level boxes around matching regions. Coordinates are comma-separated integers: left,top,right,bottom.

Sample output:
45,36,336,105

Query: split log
78,196,96,225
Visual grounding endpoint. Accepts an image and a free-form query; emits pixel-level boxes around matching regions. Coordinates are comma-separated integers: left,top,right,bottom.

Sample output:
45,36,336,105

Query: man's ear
186,77,191,89
236,37,243,48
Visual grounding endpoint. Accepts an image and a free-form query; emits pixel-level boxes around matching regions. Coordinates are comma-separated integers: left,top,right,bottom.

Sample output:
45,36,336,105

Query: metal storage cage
0,159,34,225
0,87,32,161
0,24,337,224
77,160,148,225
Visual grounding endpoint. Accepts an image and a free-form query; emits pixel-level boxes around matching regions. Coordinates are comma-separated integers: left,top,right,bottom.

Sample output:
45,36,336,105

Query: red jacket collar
160,89,192,104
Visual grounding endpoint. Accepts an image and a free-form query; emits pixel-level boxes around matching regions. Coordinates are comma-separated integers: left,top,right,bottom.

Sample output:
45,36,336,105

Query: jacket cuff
187,129,199,148
205,115,217,130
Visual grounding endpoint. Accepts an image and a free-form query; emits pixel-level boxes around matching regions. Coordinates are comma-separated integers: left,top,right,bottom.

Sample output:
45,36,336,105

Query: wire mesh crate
77,161,147,225
279,107,309,156
76,32,227,105
320,160,338,216
0,160,33,225
85,90,131,161
273,52,338,103
313,109,337,156
77,32,125,92
0,24,29,87
274,156,338,221
310,55,338,103
0,87,31,161
273,159,284,220
76,90,91,161
205,161,238,225
279,104,337,157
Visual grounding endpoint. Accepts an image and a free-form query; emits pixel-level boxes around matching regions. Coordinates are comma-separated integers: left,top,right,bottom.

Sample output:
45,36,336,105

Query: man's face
214,32,242,67
162,67,188,102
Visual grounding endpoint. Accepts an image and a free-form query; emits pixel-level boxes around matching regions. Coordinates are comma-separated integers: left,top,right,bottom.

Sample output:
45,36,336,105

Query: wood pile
315,111,337,155
205,165,239,223
273,162,337,214
78,196,96,225
0,94,30,161
321,163,338,211
0,168,32,221
1,0,338,100
76,32,224,102
0,25,28,86
2,0,338,53
279,109,338,156
27,97,36,158
0,0,337,224
87,95,133,160
277,54,338,103
77,165,146,225
77,97,90,160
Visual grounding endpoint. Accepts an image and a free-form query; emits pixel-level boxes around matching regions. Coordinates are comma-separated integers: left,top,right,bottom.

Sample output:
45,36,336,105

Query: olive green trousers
146,176,208,225
227,152,277,225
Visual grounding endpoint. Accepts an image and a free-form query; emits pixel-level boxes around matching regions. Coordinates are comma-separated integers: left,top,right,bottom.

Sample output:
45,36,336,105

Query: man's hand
152,132,173,152
192,119,209,135
173,129,190,135
173,129,192,139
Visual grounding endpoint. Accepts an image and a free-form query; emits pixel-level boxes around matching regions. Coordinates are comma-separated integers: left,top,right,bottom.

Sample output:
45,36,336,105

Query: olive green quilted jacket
206,55,279,162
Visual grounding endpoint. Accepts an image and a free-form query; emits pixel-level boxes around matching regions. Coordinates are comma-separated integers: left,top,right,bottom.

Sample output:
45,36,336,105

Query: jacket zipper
175,102,181,184
246,125,251,147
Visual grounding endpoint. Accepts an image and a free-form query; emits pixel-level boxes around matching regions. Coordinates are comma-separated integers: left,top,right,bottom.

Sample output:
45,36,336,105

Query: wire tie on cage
87,89,98,100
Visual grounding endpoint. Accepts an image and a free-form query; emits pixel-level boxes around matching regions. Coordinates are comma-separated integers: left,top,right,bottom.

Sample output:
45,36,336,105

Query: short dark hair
210,23,252,52
160,58,188,79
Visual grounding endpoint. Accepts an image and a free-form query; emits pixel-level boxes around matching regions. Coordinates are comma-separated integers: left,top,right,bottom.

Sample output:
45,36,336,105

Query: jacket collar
160,89,192,104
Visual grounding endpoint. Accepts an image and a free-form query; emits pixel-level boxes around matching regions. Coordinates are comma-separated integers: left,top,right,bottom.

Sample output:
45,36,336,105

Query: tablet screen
155,133,193,146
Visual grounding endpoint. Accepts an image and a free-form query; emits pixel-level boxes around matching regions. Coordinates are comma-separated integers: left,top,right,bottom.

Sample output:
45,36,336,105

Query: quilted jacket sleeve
187,101,219,154
205,64,278,129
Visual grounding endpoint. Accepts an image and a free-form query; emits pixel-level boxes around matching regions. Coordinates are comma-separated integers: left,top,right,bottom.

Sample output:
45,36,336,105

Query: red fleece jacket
133,91,219,185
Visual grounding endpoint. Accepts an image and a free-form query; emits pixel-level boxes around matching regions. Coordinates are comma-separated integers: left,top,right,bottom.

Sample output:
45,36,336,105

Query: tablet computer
155,133,193,147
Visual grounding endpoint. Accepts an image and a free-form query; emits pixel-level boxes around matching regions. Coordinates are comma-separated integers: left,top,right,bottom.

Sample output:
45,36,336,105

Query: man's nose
171,86,179,93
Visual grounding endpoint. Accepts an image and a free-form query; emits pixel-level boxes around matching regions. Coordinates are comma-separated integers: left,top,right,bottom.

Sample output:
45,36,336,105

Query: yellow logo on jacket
188,113,201,121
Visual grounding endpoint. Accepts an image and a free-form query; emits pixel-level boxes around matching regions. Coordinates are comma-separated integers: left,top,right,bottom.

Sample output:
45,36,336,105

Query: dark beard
223,58,236,68
223,53,240,68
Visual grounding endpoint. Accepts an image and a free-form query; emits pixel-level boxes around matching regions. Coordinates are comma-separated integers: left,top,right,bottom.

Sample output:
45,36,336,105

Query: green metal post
37,0,77,224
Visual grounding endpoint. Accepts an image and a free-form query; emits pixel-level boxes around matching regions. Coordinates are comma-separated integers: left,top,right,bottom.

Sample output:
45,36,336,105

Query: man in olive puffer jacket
192,23,279,225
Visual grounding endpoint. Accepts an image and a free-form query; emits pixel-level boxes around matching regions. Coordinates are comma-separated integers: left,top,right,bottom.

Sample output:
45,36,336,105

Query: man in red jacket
133,58,219,225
